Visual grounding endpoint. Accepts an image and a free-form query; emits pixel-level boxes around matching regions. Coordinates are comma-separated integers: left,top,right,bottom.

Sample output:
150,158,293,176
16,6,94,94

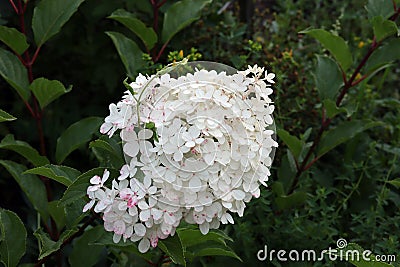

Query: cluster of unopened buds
83,61,278,253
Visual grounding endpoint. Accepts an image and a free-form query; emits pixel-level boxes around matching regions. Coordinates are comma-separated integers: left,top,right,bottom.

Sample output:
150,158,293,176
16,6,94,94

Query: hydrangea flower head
84,61,278,252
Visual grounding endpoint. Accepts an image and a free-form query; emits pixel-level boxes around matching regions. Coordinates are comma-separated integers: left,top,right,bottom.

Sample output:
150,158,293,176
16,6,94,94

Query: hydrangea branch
288,11,400,194
10,0,57,243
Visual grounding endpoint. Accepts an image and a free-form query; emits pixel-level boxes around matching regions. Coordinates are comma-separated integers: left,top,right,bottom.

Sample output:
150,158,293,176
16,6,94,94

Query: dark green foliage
0,0,399,266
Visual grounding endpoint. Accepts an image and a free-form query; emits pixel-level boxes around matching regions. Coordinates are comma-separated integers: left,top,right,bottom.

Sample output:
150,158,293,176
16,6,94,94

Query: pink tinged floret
113,220,126,235
150,236,158,248
127,197,138,208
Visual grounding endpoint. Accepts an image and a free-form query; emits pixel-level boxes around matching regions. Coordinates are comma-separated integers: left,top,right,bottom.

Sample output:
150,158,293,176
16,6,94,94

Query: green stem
335,157,370,215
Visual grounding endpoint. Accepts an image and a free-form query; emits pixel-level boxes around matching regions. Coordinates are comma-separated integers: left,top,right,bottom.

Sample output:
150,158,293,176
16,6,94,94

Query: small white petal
123,142,139,157
152,209,163,220
102,170,110,183
148,186,157,195
189,177,202,192
185,141,196,148
138,238,150,253
140,209,151,221
173,151,183,161
164,212,176,225
199,222,210,235
161,222,172,235
113,220,126,235
90,175,101,184
134,223,146,237
232,189,245,200
113,233,122,243
165,170,176,183
138,129,153,139
82,200,95,212
138,200,149,210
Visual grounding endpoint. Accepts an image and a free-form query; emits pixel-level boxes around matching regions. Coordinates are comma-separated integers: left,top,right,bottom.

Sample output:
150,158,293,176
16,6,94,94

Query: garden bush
0,0,399,266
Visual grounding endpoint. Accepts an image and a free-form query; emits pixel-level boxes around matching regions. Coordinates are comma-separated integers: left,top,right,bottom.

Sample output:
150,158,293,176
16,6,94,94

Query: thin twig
154,41,169,62
23,0,29,12
157,0,167,8
29,46,42,66
288,37,383,194
8,0,19,14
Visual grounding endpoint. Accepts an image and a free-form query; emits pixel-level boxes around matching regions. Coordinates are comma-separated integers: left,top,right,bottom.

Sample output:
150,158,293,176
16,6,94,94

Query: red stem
154,41,169,62
150,0,169,62
17,0,46,152
23,0,29,12
151,0,159,35
336,40,378,106
157,0,167,8
29,46,42,66
288,35,385,194
14,1,36,118
16,0,56,245
351,74,369,87
8,0,18,14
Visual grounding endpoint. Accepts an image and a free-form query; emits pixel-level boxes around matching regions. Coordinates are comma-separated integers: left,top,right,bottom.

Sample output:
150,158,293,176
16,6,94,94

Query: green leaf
91,230,153,261
271,182,285,197
337,242,393,267
177,228,241,262
161,0,212,43
68,226,104,267
277,154,296,193
34,228,78,260
191,246,241,261
366,0,396,19
275,191,307,210
65,199,86,229
178,228,233,248
365,39,400,73
106,31,145,78
55,117,103,164
300,29,353,71
314,55,343,100
32,0,86,46
0,160,48,220
0,48,30,101
90,138,124,169
158,234,186,266
388,178,400,188
277,128,302,159
24,164,80,186
48,201,66,231
317,120,382,158
0,25,29,54
323,99,347,118
0,134,49,167
60,168,118,206
371,16,398,42
30,78,72,109
108,9,157,50
184,242,241,262
0,209,27,267
0,109,16,123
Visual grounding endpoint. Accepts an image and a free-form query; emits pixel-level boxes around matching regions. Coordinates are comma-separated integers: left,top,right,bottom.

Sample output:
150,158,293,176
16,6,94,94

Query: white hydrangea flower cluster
83,62,278,253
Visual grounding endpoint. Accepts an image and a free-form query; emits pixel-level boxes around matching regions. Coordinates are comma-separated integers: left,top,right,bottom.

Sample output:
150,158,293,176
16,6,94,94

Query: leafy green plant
106,0,211,78
1,0,400,266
